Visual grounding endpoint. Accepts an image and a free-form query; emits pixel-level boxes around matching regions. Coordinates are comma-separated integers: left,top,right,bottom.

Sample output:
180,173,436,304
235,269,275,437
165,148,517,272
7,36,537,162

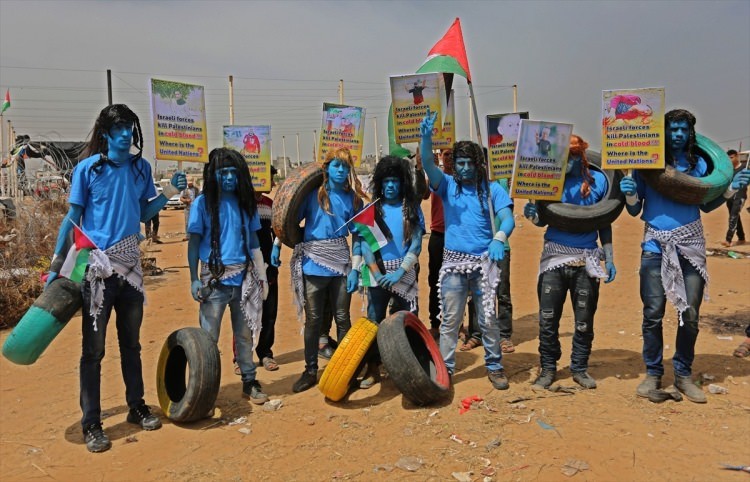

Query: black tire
156,327,221,422
377,311,450,406
271,163,324,248
536,150,626,233
636,133,734,205
2,277,81,365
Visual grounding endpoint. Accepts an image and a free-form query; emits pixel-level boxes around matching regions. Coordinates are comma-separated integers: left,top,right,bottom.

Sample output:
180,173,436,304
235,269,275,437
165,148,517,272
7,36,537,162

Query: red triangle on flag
352,202,376,227
427,18,472,82
73,225,97,250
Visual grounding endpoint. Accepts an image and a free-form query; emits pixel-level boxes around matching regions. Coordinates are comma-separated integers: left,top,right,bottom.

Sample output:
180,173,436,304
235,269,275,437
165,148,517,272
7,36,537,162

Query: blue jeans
366,286,413,323
199,283,257,383
467,252,512,341
80,274,145,428
303,275,351,372
440,270,502,374
640,251,704,377
537,265,599,373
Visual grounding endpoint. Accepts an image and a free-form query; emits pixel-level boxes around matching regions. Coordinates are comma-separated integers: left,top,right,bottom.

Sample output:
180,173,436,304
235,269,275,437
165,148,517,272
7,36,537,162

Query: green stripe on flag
70,248,91,283
417,55,469,78
355,223,382,253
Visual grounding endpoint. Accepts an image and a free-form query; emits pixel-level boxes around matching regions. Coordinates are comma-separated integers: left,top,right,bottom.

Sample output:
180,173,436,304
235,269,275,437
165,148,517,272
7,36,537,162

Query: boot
674,375,707,403
636,374,662,398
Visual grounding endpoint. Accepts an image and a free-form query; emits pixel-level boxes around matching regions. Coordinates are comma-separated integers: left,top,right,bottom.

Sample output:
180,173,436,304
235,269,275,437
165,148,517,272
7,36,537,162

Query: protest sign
510,120,573,201
601,87,665,169
487,111,529,180
150,78,208,163
318,103,365,167
390,73,448,144
432,91,455,150
223,125,273,192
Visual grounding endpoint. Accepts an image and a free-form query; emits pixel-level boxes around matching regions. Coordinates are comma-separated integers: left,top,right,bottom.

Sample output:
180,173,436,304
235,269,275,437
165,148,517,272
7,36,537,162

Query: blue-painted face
215,167,238,193
327,158,350,187
106,122,133,151
382,176,401,202
455,157,476,182
668,120,690,153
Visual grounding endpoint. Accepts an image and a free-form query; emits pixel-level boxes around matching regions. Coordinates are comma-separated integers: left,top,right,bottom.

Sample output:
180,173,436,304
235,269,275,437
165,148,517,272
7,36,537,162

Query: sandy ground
1,198,749,482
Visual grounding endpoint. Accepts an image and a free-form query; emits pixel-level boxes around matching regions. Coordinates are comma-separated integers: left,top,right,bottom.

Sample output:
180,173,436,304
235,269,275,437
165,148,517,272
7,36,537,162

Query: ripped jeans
537,265,600,373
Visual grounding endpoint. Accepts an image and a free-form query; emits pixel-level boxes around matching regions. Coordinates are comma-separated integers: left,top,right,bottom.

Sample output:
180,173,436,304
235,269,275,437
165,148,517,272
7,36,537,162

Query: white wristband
163,184,179,199
273,237,282,247
351,255,363,272
723,188,737,199
251,248,267,282
400,252,419,272
625,194,639,206
493,230,508,243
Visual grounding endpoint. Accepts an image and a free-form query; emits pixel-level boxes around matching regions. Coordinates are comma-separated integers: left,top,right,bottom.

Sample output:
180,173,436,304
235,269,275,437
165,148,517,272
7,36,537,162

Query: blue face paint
327,159,350,187
455,157,476,182
668,120,690,153
106,122,133,152
382,176,401,203
215,167,238,193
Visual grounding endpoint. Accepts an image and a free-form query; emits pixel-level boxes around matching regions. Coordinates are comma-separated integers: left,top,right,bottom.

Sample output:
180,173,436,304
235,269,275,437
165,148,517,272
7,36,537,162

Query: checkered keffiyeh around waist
438,248,500,323
644,219,708,324
290,237,352,322
539,241,607,279
85,234,143,331
374,257,419,311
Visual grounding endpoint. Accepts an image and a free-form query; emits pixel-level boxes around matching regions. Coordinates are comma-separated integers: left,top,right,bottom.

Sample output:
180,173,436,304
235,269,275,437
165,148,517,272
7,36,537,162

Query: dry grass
0,198,67,329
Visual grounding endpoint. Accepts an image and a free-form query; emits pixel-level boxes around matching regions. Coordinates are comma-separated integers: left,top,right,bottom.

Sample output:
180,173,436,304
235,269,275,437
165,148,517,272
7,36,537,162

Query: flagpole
467,82,496,234
335,198,381,233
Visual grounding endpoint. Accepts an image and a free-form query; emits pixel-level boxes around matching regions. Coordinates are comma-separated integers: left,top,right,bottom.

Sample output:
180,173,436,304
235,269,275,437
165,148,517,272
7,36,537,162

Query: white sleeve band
625,194,639,206
251,248,267,282
400,252,419,272
351,255,363,272
163,184,179,199
493,230,508,243
723,188,737,199
273,237,282,247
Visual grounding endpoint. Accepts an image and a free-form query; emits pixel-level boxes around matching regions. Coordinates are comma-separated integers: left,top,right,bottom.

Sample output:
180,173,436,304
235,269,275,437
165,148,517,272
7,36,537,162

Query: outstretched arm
419,108,442,190
142,172,187,222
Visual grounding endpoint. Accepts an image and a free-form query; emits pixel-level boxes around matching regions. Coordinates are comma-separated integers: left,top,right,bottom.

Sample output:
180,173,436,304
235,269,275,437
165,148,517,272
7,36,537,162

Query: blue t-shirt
545,170,609,249
634,156,707,253
298,188,356,276
68,154,156,250
433,173,514,256
188,194,261,286
377,202,425,262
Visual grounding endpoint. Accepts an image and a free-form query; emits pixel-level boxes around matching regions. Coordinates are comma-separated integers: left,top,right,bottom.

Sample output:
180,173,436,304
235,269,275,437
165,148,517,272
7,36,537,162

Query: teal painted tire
2,277,82,365
637,133,733,205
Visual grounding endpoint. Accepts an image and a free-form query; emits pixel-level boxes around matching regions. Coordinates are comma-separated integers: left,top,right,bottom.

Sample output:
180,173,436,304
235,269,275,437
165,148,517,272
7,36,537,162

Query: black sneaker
487,369,509,390
572,371,597,389
533,369,556,389
83,423,111,453
126,404,162,431
243,380,269,405
292,370,318,393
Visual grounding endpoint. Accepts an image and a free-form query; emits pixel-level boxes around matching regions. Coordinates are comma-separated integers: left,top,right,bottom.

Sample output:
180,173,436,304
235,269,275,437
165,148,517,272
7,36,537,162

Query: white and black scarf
438,248,500,323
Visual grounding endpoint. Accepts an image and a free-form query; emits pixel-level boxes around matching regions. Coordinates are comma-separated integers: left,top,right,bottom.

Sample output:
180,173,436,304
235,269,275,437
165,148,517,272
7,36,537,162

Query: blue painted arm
419,108,442,190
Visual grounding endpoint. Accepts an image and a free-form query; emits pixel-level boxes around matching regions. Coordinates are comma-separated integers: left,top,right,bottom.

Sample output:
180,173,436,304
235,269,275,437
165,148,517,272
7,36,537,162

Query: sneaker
500,338,516,354
292,370,318,393
487,369,509,390
359,362,380,390
126,404,162,431
674,375,707,403
571,371,597,389
636,374,662,398
533,369,556,389
83,423,111,453
318,344,335,360
243,380,269,405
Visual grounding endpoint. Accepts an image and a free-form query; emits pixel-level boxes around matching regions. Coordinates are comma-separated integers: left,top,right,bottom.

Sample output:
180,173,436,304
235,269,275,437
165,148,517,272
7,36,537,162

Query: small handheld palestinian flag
348,200,391,253
51,221,98,283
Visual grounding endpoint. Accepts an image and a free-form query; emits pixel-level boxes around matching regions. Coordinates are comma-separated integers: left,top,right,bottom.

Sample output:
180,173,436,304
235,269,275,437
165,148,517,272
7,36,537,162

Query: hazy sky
1,0,748,168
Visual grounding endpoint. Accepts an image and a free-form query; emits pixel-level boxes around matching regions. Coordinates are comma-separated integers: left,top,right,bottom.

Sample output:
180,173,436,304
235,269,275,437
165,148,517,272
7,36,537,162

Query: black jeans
255,277,279,360
302,275,351,372
537,265,600,373
467,252,513,341
144,213,160,238
427,231,444,330
725,197,746,243
80,274,145,428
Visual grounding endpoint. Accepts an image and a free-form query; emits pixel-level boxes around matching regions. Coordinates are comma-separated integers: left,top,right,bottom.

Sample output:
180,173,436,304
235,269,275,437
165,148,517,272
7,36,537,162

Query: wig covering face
84,104,146,180
317,147,368,214
201,148,258,281
665,109,698,170
370,155,421,246
451,140,488,212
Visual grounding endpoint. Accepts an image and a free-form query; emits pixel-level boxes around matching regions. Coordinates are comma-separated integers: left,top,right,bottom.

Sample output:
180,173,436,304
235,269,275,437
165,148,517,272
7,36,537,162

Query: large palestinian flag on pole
389,18,472,157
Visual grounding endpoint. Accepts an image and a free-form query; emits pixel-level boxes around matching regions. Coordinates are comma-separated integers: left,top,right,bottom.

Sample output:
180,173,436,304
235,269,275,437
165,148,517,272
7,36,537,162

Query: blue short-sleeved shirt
545,169,609,249
434,173,514,256
68,154,156,250
298,188,356,276
376,202,425,262
188,194,261,286
635,156,707,253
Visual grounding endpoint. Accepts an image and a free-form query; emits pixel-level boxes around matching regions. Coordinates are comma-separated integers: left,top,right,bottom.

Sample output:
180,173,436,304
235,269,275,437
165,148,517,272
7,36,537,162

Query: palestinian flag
360,264,379,288
1,89,9,114
352,201,391,253
389,18,472,157
58,224,97,283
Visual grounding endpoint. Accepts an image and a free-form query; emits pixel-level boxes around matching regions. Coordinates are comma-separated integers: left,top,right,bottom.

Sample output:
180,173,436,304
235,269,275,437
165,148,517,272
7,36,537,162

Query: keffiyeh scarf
438,249,500,322
539,241,607,279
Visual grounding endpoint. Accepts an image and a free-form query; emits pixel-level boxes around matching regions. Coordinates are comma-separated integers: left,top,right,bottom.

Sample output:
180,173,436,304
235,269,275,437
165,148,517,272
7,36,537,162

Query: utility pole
229,75,235,124
513,84,518,113
282,135,288,178
338,79,344,104
313,130,317,161
296,132,300,166
373,117,378,158
107,69,113,106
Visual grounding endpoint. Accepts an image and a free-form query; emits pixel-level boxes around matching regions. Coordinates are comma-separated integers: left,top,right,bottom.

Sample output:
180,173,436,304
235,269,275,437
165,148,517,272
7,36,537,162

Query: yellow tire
318,317,378,402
